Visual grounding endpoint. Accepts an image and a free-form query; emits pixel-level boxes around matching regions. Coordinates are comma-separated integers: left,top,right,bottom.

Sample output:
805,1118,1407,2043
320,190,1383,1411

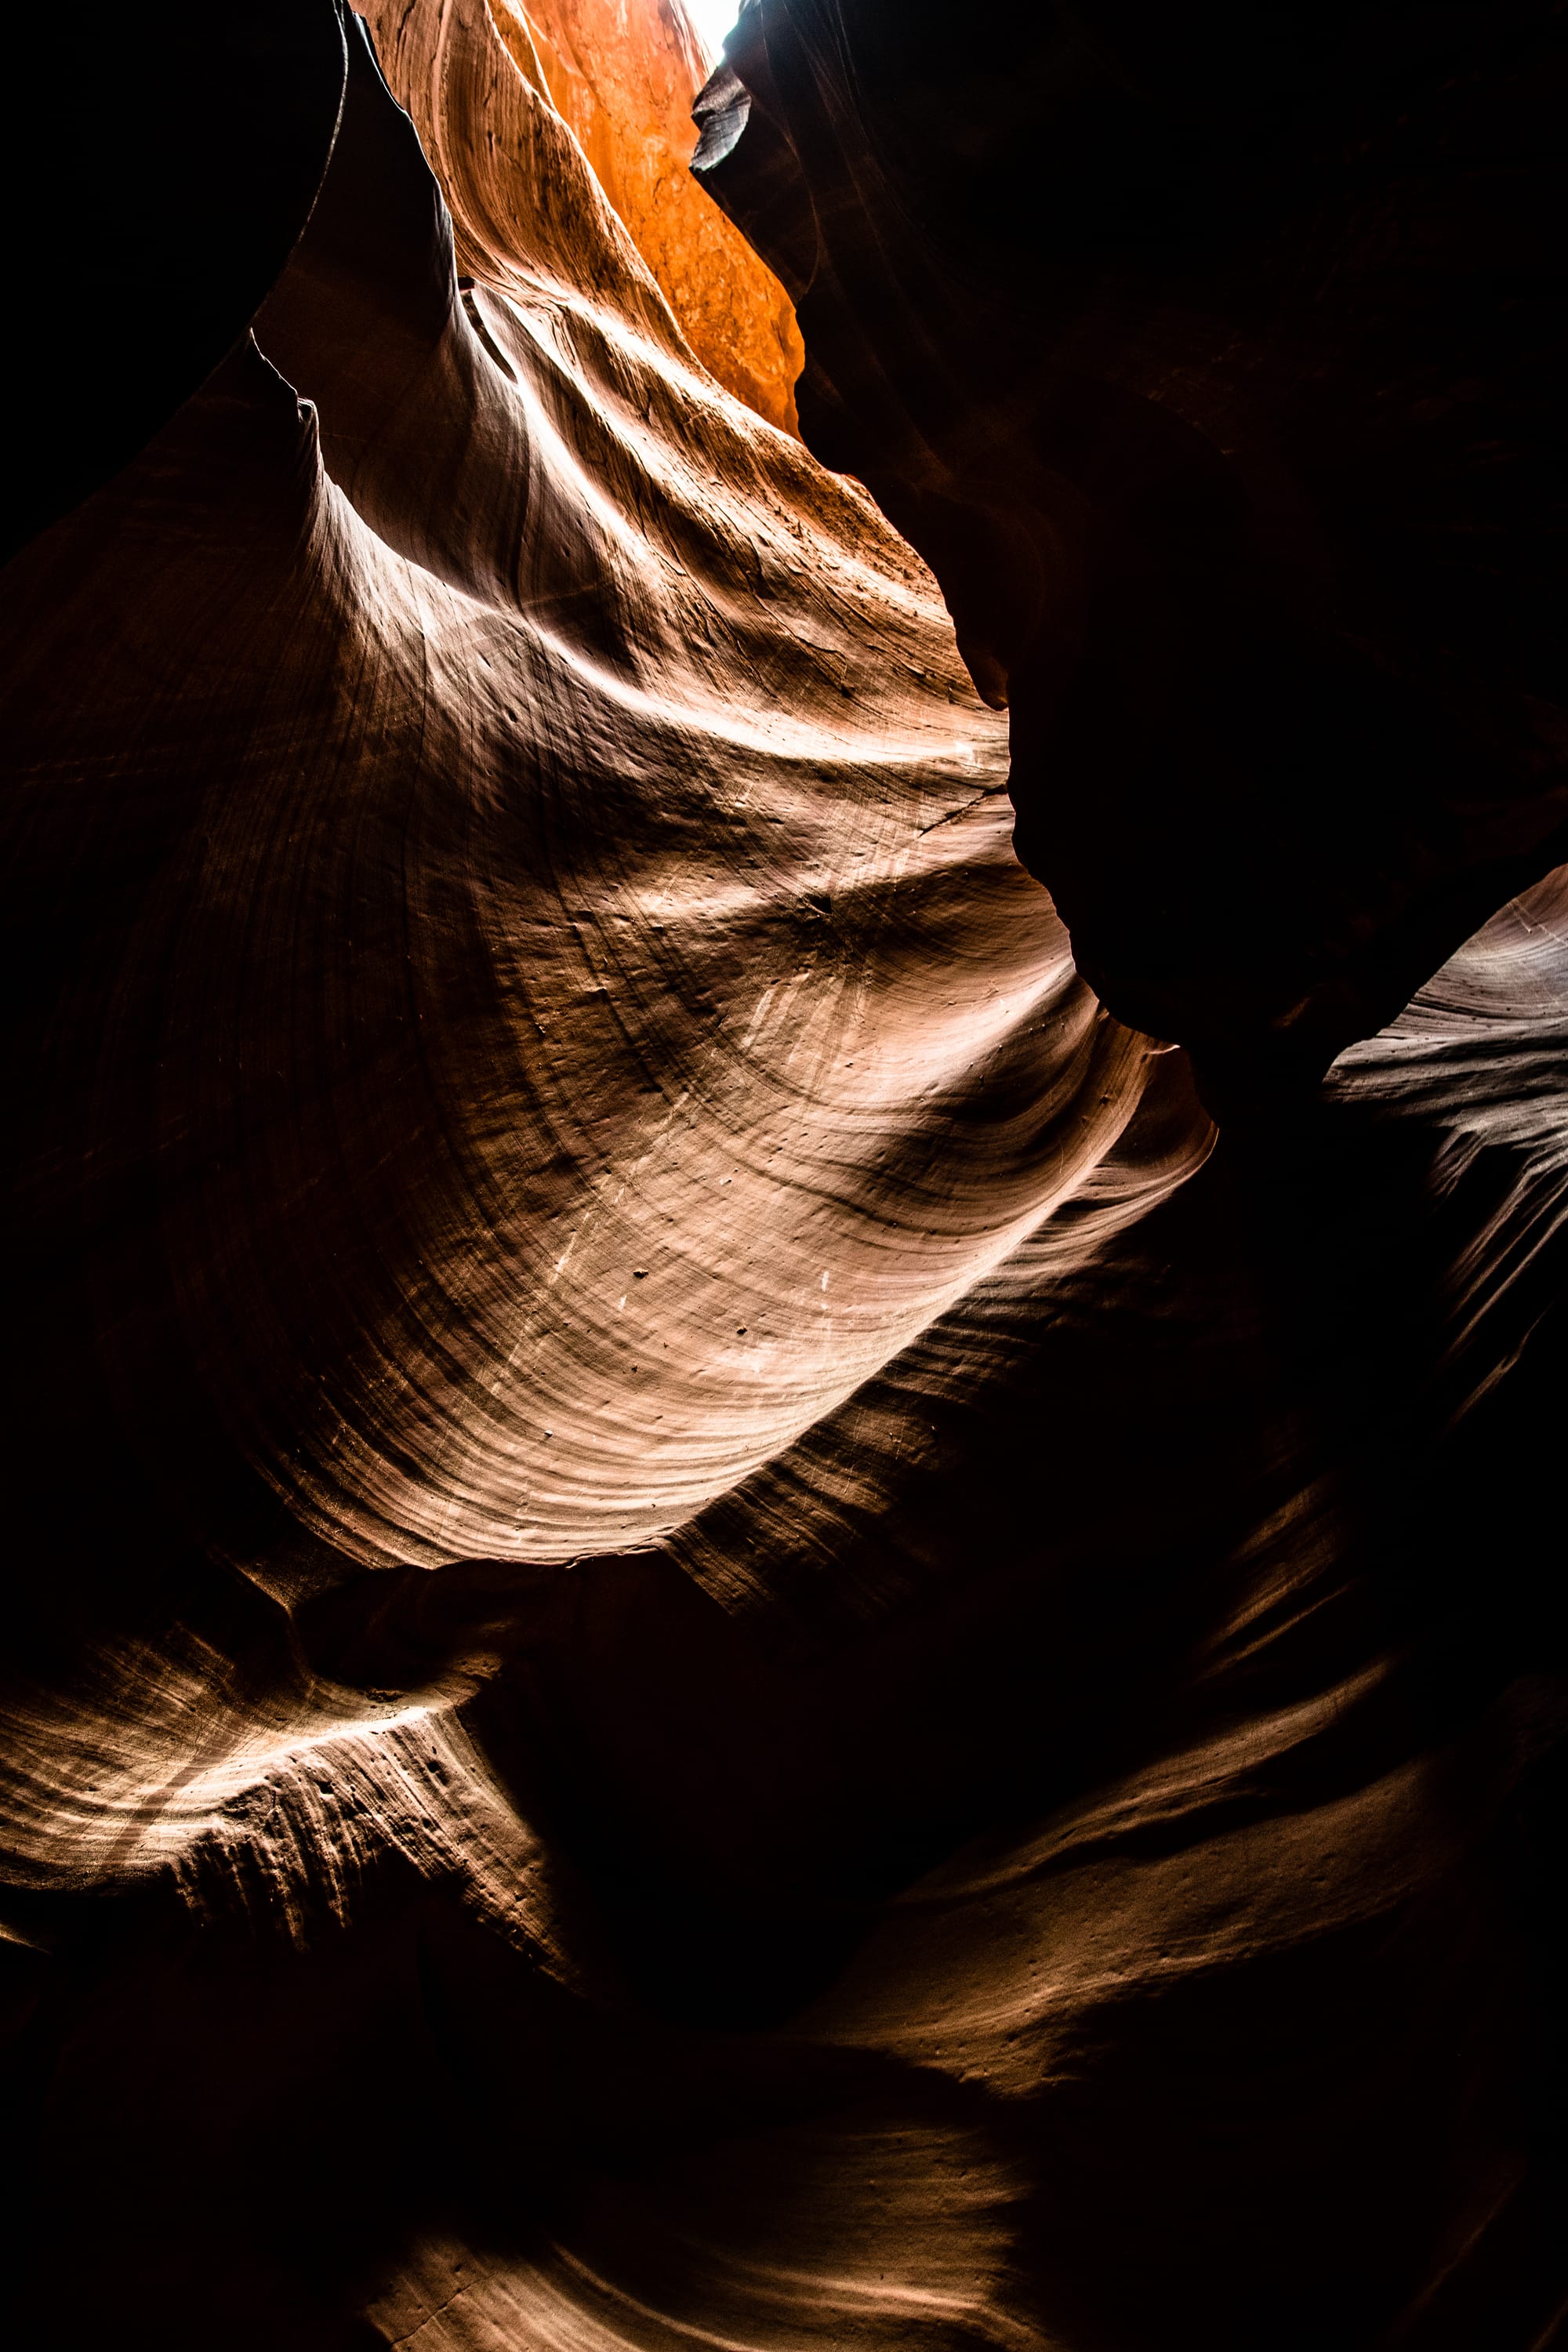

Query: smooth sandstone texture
5,4,1171,1588
1,4,1564,2349
693,0,1568,1107
493,0,804,430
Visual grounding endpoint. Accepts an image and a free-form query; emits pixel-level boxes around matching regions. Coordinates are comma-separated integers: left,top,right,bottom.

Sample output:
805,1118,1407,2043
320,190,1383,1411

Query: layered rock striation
493,0,804,430
694,0,1568,1106
0,3,1563,2347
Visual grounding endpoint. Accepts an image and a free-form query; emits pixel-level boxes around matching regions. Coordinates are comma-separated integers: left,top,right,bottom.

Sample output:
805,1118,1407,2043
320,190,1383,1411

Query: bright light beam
683,0,742,67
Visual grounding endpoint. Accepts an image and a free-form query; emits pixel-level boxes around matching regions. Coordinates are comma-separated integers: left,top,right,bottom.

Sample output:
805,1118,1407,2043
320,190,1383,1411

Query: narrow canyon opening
1,5,1563,2349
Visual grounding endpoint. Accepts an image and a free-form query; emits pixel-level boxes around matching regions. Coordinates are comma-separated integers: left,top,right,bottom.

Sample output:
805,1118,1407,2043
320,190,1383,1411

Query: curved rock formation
1,3,1563,2348
0,1,347,564
493,0,804,429
694,0,1568,1107
7,0,1179,1593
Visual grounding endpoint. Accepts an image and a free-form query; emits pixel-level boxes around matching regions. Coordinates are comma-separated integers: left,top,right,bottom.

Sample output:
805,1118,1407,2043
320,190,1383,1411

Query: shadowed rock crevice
694,0,1568,1108
1,2,1563,2345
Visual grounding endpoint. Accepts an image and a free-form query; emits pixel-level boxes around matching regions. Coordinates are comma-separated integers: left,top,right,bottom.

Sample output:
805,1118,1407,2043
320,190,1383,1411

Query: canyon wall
495,0,804,428
0,2,1563,2346
695,0,1568,1109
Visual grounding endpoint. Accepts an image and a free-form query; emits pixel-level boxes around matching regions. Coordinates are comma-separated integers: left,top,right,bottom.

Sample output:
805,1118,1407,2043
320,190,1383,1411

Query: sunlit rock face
1,4,1565,2349
494,0,804,430
6,1,1173,1585
694,0,1568,1109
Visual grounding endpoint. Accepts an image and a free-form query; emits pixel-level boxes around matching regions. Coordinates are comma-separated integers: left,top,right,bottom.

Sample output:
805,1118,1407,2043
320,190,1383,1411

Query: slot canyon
2,2,1564,2345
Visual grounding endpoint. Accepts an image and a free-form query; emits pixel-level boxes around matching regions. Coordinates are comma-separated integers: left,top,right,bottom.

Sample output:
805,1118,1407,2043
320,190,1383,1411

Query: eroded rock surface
695,0,1568,1106
495,0,804,429
1,4,1563,2347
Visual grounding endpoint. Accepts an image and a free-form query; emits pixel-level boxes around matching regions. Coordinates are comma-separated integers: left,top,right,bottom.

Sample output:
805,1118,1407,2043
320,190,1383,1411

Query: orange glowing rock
492,0,804,432
2,6,1564,2346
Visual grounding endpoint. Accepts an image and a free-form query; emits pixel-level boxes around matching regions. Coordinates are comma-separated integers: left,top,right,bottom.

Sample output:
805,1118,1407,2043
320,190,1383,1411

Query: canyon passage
1,4,1564,2347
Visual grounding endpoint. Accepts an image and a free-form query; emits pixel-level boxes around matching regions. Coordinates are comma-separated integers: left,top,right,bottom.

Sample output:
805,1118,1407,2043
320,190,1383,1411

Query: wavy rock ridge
0,3,1564,2347
493,0,804,429
695,0,1568,1104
